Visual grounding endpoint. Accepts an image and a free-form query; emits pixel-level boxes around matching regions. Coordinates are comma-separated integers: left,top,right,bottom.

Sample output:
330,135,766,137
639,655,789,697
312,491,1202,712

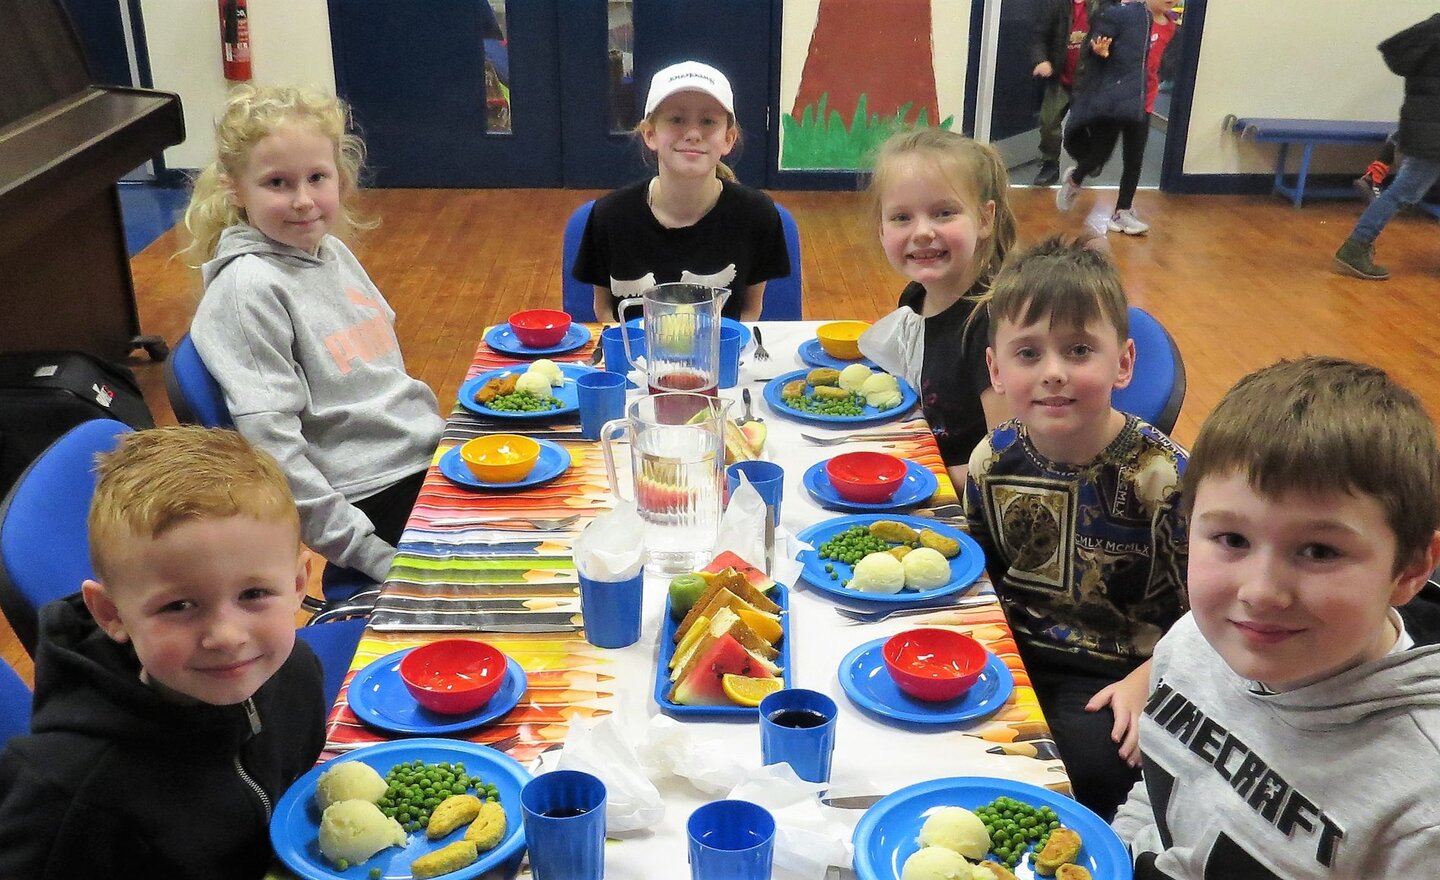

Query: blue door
328,0,564,187
329,1,774,188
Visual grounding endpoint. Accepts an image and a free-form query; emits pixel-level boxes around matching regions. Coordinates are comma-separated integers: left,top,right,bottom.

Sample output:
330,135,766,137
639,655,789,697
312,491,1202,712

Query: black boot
1334,238,1390,280
1033,160,1061,187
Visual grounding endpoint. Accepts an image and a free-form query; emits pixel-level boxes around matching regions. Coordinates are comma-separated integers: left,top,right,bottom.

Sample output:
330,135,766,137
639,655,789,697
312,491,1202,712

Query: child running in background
1056,0,1179,235
0,426,324,879
965,236,1188,821
1115,357,1440,878
573,60,790,322
182,84,444,586
858,128,1018,488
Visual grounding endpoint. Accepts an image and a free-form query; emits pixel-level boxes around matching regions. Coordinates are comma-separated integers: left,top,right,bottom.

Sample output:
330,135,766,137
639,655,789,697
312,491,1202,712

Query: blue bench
1227,116,1440,218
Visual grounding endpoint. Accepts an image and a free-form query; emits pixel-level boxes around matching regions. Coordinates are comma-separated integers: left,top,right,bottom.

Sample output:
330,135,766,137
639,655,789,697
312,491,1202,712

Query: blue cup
578,569,643,648
759,688,837,784
578,370,627,441
687,799,775,880
600,325,645,378
726,460,783,525
718,325,742,389
521,770,607,880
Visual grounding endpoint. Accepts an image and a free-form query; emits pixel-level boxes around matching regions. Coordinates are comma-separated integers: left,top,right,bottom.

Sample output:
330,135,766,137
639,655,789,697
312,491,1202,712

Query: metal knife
820,794,885,810
763,503,776,574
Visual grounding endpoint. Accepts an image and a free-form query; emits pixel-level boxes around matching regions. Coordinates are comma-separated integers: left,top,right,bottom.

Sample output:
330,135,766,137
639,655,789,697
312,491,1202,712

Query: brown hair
986,234,1129,345
867,128,1017,291
1185,356,1440,573
88,426,299,582
180,84,375,268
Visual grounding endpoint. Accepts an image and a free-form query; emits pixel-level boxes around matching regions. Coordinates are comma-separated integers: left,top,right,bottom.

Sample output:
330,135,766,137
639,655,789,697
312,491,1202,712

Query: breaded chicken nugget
411,840,479,878
919,528,961,559
497,372,519,396
463,800,508,852
812,385,852,400
976,862,1021,880
427,794,483,839
782,379,808,399
1056,865,1092,880
1034,827,1083,875
806,368,841,387
474,377,503,404
868,519,920,544
887,545,913,561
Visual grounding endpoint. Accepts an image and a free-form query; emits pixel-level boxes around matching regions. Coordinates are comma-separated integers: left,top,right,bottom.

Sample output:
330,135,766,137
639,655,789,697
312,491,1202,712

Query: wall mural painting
784,0,953,171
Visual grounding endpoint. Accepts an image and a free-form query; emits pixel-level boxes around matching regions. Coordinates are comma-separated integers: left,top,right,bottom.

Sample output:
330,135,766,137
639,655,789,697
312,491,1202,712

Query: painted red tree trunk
791,0,938,124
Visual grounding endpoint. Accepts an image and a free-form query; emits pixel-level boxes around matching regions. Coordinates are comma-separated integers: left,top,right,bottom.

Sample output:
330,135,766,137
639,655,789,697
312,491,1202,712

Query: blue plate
852,776,1133,880
763,370,918,427
270,738,531,880
655,584,792,720
838,638,1012,726
484,322,592,356
794,514,985,606
802,458,938,512
625,315,752,349
347,649,528,735
438,440,570,490
459,363,595,419
797,337,878,371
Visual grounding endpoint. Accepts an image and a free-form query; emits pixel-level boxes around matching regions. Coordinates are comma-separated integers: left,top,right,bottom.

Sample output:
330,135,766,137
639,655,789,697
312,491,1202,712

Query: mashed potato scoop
919,806,991,859
318,799,407,868
314,761,388,811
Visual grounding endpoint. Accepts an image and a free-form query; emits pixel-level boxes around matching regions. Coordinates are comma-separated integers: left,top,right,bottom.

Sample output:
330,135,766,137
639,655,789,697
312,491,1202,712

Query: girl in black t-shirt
869,129,1019,485
573,61,790,322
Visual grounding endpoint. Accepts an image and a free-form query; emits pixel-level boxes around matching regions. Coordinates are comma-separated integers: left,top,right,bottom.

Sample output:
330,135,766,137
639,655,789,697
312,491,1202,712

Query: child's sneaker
1352,175,1382,205
1055,167,1081,211
1107,209,1150,235
1333,238,1390,280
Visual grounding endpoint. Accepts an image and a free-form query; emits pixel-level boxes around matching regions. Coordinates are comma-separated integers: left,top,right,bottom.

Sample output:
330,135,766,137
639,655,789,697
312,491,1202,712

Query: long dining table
319,321,1068,878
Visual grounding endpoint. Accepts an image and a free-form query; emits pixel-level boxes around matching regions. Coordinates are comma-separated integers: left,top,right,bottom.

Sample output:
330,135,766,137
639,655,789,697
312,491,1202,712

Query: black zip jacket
1380,13,1440,162
0,595,324,880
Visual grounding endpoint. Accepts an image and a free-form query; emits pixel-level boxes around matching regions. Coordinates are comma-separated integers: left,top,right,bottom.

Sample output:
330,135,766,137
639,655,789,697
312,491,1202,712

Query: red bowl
508,309,572,348
399,639,508,715
826,452,907,504
882,628,987,702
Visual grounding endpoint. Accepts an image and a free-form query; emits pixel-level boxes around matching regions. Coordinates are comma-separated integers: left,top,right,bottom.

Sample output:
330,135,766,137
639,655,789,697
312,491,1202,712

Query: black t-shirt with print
573,178,791,320
898,281,993,467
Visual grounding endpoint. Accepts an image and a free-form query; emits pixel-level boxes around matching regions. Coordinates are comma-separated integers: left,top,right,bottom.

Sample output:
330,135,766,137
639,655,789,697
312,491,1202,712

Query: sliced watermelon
703,551,775,594
669,633,778,706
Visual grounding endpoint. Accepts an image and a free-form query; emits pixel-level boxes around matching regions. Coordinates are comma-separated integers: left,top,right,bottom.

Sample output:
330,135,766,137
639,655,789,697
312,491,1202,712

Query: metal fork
429,514,582,530
751,326,770,361
834,595,994,624
800,431,918,446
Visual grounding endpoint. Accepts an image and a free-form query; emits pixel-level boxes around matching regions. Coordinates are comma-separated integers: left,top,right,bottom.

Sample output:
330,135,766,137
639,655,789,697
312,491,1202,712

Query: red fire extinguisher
220,0,251,81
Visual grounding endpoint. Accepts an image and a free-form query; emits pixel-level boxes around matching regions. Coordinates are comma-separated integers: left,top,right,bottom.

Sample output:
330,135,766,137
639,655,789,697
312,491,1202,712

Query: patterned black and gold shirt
963,415,1188,676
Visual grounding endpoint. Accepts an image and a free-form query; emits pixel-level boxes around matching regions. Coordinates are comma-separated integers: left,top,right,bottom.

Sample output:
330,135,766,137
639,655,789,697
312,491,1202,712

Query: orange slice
721,674,782,707
736,608,784,645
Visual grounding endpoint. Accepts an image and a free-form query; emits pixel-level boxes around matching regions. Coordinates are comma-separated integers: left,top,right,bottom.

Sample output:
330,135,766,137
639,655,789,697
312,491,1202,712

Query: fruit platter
654,551,792,720
763,367,918,426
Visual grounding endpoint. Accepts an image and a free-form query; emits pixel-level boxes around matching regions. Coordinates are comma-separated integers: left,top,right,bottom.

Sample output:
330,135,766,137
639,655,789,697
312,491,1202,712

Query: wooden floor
5,185,1438,681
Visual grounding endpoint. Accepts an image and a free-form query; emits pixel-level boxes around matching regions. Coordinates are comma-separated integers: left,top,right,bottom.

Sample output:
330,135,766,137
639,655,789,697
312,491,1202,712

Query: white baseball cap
643,61,735,117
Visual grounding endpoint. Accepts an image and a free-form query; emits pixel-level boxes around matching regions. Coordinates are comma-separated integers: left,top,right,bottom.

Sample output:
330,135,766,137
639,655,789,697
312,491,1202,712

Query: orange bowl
826,452,907,504
459,434,541,483
508,309,572,347
815,321,871,360
399,639,508,714
883,628,987,702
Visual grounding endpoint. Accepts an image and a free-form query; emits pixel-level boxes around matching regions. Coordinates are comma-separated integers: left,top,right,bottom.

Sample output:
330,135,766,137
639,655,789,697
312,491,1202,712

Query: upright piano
0,0,184,361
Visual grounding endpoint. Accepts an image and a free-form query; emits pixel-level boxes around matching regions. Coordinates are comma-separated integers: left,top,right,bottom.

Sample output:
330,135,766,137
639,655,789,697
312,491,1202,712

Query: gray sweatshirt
192,226,443,581
1113,612,1440,878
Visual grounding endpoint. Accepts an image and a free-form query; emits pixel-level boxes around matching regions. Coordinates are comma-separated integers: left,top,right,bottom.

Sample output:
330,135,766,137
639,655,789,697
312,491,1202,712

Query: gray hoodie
1112,612,1440,878
192,226,443,581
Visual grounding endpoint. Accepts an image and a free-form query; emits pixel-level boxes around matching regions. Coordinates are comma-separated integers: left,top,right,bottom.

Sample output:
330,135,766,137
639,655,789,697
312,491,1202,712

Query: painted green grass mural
781,92,955,171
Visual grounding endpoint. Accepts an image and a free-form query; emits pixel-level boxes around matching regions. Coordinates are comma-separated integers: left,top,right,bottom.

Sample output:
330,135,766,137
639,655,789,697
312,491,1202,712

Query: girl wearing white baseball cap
573,60,790,322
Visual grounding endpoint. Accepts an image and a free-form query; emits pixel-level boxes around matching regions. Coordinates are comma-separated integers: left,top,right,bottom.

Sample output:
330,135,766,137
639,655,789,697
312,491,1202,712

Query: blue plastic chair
559,198,804,321
164,333,378,614
0,419,364,708
1,659,32,746
1115,306,1186,435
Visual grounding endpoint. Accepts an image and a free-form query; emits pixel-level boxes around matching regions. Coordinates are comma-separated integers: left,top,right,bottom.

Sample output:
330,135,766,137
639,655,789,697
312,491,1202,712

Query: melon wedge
703,552,776,596
669,632,779,706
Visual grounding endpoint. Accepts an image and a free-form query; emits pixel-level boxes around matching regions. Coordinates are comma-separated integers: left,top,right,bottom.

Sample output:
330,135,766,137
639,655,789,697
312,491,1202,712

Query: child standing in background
1057,0,1178,235
573,60,790,322
859,129,1017,488
182,84,443,586
965,236,1188,821
1115,357,1440,877
0,426,325,879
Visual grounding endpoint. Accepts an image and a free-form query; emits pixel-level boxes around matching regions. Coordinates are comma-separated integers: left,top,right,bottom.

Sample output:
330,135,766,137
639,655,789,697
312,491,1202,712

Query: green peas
370,868,382,880
975,795,1063,867
378,760,498,829
484,390,562,413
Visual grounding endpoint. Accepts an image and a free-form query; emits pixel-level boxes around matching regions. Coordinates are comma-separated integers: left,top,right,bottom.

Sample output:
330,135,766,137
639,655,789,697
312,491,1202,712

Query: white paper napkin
729,764,854,880
573,502,646,581
553,717,665,833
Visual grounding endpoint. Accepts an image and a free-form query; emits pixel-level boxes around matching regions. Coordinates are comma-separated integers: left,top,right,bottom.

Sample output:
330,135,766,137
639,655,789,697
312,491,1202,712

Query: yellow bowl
815,321,871,361
459,434,541,484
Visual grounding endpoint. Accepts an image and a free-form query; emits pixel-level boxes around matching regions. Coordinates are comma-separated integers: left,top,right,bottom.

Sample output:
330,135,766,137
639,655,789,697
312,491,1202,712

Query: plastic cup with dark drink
520,770,607,880
759,688,838,784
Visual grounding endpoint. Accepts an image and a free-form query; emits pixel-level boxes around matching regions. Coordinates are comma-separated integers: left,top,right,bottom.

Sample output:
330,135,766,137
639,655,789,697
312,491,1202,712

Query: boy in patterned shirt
964,235,1187,820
